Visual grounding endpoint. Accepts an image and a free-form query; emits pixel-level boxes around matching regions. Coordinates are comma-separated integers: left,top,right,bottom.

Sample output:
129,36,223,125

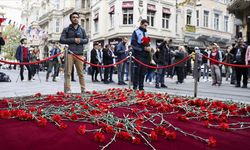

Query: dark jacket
131,27,149,63
116,41,127,61
230,46,247,65
157,41,171,65
174,50,185,67
90,49,99,64
50,48,61,62
102,48,113,65
15,45,30,62
59,24,88,55
0,37,5,53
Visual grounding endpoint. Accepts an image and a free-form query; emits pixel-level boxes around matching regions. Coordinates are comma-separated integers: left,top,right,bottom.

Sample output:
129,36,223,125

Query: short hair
69,12,80,20
140,19,149,25
20,38,27,44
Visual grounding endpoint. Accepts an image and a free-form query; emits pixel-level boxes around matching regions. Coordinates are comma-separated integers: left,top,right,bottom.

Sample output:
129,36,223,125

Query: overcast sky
0,0,22,23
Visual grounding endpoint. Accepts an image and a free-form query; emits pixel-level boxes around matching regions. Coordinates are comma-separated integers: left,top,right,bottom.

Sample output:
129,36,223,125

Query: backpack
0,72,11,82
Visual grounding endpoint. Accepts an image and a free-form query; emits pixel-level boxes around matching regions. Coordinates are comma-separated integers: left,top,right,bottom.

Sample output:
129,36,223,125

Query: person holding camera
60,12,88,93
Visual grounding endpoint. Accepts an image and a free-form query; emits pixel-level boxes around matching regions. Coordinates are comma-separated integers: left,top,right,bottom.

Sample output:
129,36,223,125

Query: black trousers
133,62,147,90
235,67,248,86
109,66,114,82
91,66,99,81
104,67,111,82
175,66,184,83
20,60,32,81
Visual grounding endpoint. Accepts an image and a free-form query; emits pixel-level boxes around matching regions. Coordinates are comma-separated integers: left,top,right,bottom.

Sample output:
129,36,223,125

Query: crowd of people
1,12,250,93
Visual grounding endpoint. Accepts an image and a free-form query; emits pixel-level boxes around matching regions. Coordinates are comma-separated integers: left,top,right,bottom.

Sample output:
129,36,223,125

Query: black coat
102,48,113,65
90,49,99,64
157,41,171,65
230,46,247,65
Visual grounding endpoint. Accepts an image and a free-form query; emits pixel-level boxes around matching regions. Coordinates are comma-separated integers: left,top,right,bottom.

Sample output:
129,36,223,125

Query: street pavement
0,69,249,104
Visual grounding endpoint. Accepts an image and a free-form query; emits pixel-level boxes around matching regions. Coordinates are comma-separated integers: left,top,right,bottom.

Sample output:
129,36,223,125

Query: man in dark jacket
0,32,5,54
230,39,248,88
131,19,151,90
60,12,88,93
102,44,114,84
90,42,100,82
154,38,171,88
116,37,128,85
15,38,32,81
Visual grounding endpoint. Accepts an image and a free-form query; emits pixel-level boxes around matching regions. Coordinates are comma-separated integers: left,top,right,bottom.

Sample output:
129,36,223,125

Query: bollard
64,47,68,93
128,52,132,89
194,50,199,97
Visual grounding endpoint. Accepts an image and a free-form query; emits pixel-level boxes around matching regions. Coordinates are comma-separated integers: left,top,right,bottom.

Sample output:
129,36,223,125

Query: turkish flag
0,18,6,26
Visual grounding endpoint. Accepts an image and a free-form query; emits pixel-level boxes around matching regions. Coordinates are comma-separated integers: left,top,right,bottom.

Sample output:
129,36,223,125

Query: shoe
155,85,160,88
71,80,76,82
104,81,109,84
95,80,100,82
161,84,168,88
122,82,127,85
109,80,115,83
139,88,144,91
176,81,179,84
218,83,221,86
212,83,216,86
242,85,247,88
230,82,235,85
101,79,104,82
52,79,57,82
118,82,123,85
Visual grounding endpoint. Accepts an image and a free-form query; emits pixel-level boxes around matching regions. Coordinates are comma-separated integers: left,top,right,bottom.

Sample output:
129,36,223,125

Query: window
56,18,60,32
224,16,229,32
147,10,155,27
82,0,85,8
203,11,209,27
75,0,80,9
87,0,90,7
94,14,99,33
214,13,219,30
123,9,133,24
110,13,114,28
162,13,170,29
81,19,85,28
86,18,89,32
186,10,192,25
196,10,199,26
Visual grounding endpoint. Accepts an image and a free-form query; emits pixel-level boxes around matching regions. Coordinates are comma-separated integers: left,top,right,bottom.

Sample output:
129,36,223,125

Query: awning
187,39,205,48
162,7,171,14
122,1,134,9
147,4,156,12
227,0,250,13
93,13,99,20
109,6,115,14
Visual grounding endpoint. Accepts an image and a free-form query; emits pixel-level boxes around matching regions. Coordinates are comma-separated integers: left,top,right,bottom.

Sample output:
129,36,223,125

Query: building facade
228,0,250,44
91,0,234,50
21,0,91,58
91,0,177,48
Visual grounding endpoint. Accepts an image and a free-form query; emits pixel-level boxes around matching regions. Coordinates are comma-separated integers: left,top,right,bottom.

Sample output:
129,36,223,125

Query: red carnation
177,114,188,122
34,92,42,97
37,117,47,127
132,137,141,145
165,131,177,140
104,125,114,134
141,37,151,46
59,122,68,130
52,114,62,123
150,131,158,141
204,121,210,128
70,113,78,121
94,132,105,143
29,107,36,112
116,122,124,128
77,125,86,135
208,136,217,147
218,123,229,131
0,110,11,119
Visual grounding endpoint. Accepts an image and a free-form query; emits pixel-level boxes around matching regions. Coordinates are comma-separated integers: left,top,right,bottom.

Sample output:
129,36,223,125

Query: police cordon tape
0,53,62,65
202,54,250,68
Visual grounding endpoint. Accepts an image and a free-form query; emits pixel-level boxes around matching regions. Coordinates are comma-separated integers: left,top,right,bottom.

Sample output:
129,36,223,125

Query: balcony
185,25,196,33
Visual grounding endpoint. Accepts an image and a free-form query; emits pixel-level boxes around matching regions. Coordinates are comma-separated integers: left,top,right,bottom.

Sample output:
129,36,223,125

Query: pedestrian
46,42,61,82
59,12,88,93
0,32,5,54
154,38,171,88
90,42,100,82
15,38,32,81
209,44,222,86
102,44,113,84
174,46,186,84
109,45,117,83
202,47,210,81
246,45,250,79
131,19,151,90
97,44,104,81
193,47,203,82
223,46,233,81
116,37,129,85
230,39,248,88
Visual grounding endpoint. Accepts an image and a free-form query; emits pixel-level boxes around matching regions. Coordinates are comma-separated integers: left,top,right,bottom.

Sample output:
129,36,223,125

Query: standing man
90,42,100,82
155,38,171,88
60,12,88,93
231,39,248,88
15,38,32,81
131,19,151,90
0,32,5,54
116,37,128,85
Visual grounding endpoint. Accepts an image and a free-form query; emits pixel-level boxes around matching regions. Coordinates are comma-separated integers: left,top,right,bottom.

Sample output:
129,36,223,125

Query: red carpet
0,89,250,150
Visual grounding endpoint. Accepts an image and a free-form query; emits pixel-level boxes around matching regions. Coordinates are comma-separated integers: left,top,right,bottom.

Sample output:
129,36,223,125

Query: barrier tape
69,52,129,68
0,53,62,65
132,55,191,69
202,54,250,68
